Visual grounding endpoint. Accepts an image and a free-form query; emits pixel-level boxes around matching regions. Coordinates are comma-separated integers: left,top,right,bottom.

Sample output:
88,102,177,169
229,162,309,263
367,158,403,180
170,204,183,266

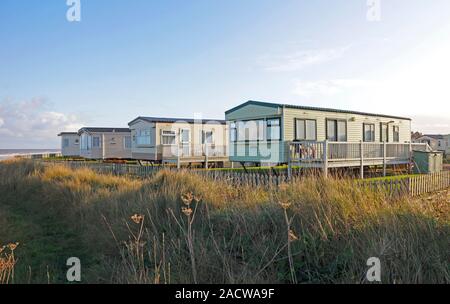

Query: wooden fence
358,171,450,197
42,161,450,197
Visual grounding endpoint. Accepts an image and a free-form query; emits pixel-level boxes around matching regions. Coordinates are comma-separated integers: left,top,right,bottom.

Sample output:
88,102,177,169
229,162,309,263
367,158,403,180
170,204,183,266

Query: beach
0,149,61,161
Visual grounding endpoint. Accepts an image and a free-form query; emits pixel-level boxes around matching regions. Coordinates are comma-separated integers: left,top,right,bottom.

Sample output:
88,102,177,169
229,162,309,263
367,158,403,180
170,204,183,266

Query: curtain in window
162,131,176,145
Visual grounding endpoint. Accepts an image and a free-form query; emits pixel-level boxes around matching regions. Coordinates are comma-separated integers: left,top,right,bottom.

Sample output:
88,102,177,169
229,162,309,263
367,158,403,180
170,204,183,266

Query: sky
0,0,449,148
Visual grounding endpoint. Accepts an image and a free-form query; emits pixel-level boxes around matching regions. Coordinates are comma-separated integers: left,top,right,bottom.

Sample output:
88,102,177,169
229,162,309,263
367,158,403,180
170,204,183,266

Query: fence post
360,140,364,179
409,141,413,174
323,140,329,178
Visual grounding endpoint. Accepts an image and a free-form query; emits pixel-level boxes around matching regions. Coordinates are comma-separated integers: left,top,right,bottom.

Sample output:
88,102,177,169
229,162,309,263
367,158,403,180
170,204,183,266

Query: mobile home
58,132,80,157
226,101,427,176
78,127,132,160
128,117,228,167
413,134,449,156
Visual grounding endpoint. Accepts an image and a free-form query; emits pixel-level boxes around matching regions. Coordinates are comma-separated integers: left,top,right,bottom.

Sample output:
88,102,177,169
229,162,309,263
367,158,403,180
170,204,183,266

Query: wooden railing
289,141,429,177
289,141,324,162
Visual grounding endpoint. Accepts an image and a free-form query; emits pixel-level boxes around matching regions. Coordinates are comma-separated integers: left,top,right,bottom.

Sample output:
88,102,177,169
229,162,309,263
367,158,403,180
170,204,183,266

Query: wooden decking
288,141,430,178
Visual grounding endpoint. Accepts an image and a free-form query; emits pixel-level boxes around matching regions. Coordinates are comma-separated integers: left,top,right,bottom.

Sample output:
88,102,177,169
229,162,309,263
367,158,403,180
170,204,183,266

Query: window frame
266,118,281,142
232,117,282,142
326,119,348,142
161,130,176,146
124,136,132,149
295,119,317,141
92,136,101,148
363,123,376,142
136,129,152,146
393,125,400,142
380,123,389,143
230,122,237,142
180,129,190,144
202,130,214,144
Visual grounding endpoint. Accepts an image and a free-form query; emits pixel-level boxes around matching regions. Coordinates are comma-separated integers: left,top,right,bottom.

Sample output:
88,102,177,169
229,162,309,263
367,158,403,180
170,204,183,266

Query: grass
0,159,448,284
365,174,420,182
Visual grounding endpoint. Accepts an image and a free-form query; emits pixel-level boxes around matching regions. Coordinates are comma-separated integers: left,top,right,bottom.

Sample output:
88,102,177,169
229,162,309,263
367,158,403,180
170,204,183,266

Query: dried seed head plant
181,192,194,206
182,207,193,217
131,214,144,224
0,242,19,284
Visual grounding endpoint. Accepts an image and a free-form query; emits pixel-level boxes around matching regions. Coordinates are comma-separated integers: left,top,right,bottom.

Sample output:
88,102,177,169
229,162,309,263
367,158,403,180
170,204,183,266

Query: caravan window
162,130,176,145
181,129,190,143
230,122,237,142
124,136,132,149
380,123,389,142
136,129,152,145
393,126,400,142
202,131,214,144
80,134,91,150
327,119,347,142
363,124,375,142
295,119,317,141
92,137,101,148
267,119,281,141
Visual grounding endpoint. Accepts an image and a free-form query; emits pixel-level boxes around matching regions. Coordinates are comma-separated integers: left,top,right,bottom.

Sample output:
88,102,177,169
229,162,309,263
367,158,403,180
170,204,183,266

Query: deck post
323,140,329,178
383,141,387,177
177,144,181,169
360,140,364,179
287,142,292,179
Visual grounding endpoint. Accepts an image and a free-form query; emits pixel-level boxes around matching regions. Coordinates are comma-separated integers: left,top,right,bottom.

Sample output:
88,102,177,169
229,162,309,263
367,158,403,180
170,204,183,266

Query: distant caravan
78,127,132,160
58,132,80,157
128,116,228,168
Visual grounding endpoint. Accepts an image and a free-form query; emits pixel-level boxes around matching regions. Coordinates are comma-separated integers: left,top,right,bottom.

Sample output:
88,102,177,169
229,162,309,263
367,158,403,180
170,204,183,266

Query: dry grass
0,159,448,284
0,242,19,284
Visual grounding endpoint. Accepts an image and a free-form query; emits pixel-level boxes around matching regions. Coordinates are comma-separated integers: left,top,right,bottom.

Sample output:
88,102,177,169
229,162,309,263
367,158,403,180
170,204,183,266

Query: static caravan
226,101,426,176
58,132,80,157
78,127,132,160
414,135,449,156
128,117,228,167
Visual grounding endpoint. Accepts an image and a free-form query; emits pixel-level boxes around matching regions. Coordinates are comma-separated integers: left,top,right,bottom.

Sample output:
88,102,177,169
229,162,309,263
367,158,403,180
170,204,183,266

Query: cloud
292,79,374,97
0,98,85,148
261,46,350,72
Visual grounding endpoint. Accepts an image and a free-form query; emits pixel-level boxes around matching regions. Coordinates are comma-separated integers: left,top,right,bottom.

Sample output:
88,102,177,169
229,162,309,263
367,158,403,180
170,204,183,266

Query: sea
0,149,61,161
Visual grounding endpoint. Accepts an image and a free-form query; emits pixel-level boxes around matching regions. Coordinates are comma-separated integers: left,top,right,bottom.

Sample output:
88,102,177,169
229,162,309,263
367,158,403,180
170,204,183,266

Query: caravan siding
226,101,412,165
129,120,158,160
129,118,228,162
80,131,132,159
283,107,411,143
59,133,80,157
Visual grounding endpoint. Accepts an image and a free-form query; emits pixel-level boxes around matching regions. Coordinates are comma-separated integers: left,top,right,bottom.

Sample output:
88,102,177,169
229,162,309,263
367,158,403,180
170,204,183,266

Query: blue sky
1,0,450,148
